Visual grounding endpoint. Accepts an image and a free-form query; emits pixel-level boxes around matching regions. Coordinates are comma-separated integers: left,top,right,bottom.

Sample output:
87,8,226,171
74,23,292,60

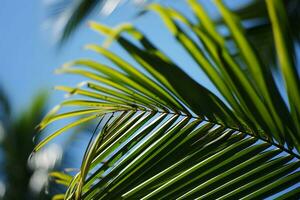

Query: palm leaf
37,0,300,199
50,0,106,42
230,0,300,67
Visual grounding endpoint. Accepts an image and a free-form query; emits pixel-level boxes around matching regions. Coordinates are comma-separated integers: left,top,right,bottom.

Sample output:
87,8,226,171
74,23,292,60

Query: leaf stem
110,108,300,159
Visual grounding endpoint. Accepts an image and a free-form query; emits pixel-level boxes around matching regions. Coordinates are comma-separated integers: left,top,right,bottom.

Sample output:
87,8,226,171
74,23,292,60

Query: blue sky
0,0,66,114
0,0,218,116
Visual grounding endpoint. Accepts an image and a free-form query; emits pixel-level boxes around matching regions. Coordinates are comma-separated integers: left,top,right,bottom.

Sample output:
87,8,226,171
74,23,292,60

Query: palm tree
37,0,300,199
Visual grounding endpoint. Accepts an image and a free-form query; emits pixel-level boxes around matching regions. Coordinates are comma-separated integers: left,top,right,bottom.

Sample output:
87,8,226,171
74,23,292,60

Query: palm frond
216,0,300,68
37,0,300,199
58,0,105,42
0,86,10,117
48,0,151,43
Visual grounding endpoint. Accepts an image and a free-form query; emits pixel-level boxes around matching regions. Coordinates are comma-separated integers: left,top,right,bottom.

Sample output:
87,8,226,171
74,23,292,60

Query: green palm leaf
37,0,300,199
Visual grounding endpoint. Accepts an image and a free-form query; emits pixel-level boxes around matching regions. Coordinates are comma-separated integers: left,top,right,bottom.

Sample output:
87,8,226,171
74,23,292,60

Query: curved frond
37,0,300,199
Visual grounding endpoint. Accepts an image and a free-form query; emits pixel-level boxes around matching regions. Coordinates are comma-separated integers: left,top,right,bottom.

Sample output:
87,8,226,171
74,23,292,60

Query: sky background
0,0,249,116
0,0,214,116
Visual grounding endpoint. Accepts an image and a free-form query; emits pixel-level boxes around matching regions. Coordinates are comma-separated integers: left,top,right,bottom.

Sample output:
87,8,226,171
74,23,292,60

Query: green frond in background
216,0,300,68
37,0,300,199
0,91,54,199
49,0,152,43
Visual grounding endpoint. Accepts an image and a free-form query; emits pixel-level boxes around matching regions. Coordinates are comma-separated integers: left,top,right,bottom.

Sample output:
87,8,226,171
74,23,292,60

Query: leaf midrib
117,108,300,160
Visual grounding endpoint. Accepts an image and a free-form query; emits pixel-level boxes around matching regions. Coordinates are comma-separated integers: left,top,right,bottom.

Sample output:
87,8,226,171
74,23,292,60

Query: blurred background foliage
0,88,53,199
0,85,102,199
